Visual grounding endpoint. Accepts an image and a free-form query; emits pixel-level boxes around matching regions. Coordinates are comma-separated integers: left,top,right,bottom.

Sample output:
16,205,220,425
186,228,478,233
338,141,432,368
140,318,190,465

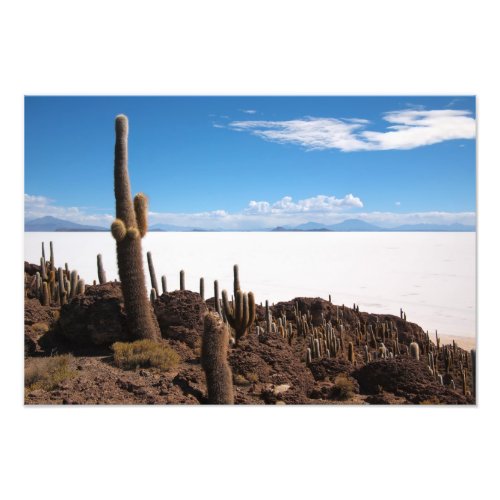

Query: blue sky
24,96,476,229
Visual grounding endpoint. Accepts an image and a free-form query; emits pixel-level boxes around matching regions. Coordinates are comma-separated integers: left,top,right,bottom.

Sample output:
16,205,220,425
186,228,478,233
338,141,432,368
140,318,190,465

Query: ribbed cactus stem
161,275,167,294
150,288,157,302
40,257,48,281
201,312,234,404
306,348,312,365
199,277,205,300
41,242,45,260
471,349,476,399
57,267,65,303
180,270,185,290
146,251,159,295
49,241,54,271
76,279,85,295
69,270,78,299
233,264,240,296
111,114,160,341
214,280,221,316
348,342,355,363
97,254,107,284
42,282,49,306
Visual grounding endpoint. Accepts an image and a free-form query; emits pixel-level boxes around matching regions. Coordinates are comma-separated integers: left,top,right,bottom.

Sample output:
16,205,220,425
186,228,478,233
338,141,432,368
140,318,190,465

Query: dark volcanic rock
308,358,353,382
154,291,208,348
24,298,61,355
229,333,315,404
353,358,468,404
58,282,130,346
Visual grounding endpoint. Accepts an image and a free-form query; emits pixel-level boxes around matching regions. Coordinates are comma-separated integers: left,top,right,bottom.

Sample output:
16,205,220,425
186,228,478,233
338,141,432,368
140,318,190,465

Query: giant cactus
110,115,160,341
201,312,234,404
221,265,255,343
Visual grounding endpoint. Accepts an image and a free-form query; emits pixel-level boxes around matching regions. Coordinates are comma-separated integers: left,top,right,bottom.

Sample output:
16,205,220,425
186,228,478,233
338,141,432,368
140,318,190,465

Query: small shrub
25,354,76,391
111,339,180,371
420,396,441,405
31,322,49,334
233,373,249,386
331,374,357,401
245,372,259,383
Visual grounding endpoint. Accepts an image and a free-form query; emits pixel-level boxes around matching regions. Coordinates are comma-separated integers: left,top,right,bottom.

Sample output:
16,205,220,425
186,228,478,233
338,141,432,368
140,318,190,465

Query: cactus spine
110,114,160,341
201,312,234,404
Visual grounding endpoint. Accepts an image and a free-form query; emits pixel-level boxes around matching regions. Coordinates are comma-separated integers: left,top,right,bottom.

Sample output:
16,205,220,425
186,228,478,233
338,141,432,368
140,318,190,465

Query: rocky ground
24,263,475,405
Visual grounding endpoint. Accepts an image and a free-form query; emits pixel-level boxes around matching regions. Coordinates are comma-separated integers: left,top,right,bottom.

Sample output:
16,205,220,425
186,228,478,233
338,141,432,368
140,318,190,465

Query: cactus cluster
221,265,256,344
28,241,86,306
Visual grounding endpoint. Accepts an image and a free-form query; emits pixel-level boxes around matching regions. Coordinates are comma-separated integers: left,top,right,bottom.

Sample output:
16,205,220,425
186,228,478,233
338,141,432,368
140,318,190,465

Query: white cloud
227,109,476,152
25,193,113,226
240,109,257,114
25,193,475,231
245,194,363,214
395,201,401,206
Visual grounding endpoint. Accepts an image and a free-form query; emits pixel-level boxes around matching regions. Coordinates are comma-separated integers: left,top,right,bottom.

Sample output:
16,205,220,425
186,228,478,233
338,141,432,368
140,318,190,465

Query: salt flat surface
24,232,476,340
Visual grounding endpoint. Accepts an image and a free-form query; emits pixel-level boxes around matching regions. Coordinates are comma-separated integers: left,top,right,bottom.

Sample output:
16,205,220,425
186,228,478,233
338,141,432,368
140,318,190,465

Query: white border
2,1,499,499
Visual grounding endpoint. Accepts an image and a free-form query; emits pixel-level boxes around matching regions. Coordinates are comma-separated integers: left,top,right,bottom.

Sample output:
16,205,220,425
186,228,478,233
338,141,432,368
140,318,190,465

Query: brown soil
24,271,476,405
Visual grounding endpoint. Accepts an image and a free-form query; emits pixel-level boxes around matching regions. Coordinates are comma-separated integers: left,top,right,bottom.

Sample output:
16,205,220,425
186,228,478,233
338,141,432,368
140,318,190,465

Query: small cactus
348,342,355,363
180,270,185,290
76,279,85,295
410,341,420,361
161,275,167,294
199,277,205,300
97,254,107,284
146,251,159,295
214,280,222,316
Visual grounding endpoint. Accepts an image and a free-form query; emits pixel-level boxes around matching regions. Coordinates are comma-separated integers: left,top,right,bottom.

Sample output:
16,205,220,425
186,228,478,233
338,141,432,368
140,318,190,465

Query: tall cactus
221,265,255,343
110,114,160,341
201,312,234,404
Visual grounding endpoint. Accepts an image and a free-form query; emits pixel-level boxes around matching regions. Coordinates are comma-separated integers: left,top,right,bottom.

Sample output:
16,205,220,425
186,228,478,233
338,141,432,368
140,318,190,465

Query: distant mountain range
24,216,476,232
271,219,476,232
25,216,107,232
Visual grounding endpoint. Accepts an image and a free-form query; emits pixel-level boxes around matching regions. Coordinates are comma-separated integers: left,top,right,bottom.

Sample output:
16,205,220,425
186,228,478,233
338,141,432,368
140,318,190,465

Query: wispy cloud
226,109,476,152
240,109,257,114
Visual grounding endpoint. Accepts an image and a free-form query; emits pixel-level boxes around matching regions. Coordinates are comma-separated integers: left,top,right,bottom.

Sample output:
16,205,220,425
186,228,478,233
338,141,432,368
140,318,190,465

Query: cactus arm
134,193,148,238
111,219,127,241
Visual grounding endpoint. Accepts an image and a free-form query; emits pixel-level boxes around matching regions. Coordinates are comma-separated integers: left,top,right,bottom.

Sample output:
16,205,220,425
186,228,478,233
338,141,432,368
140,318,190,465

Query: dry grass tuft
111,339,180,371
331,374,357,401
25,354,76,391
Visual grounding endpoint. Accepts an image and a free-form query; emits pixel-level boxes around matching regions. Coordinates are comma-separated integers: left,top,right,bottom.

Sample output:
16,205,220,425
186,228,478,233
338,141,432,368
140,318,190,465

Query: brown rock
58,282,130,346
